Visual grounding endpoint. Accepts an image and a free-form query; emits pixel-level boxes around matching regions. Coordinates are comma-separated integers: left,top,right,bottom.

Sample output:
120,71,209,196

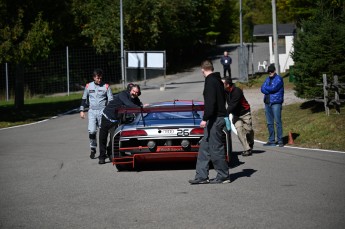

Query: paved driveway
1,45,345,228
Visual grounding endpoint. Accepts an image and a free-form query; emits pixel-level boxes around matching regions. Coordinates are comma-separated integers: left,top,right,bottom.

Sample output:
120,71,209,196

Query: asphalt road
1,47,345,228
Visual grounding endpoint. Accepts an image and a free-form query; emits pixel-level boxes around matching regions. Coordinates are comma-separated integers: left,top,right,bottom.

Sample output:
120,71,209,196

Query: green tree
71,0,236,69
0,1,53,108
229,0,319,43
71,0,120,53
292,0,345,98
242,0,272,42
123,0,196,50
277,0,318,24
122,0,206,68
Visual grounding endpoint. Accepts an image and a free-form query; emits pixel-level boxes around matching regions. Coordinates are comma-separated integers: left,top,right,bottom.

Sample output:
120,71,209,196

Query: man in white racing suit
80,69,113,159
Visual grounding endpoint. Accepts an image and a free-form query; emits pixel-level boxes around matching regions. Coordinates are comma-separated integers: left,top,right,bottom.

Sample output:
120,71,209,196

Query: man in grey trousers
189,60,230,185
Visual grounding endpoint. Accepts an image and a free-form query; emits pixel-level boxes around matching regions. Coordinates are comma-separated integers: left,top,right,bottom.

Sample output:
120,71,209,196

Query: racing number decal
177,129,189,136
159,129,190,136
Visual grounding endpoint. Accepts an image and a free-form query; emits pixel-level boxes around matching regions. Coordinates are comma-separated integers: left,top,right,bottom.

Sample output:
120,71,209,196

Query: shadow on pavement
230,169,257,182
115,159,247,172
252,149,265,155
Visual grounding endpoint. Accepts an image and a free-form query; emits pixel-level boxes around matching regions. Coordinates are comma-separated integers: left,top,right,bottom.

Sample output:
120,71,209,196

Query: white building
253,23,296,73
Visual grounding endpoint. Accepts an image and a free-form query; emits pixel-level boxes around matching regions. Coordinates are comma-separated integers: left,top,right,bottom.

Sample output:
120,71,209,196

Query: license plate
160,129,175,134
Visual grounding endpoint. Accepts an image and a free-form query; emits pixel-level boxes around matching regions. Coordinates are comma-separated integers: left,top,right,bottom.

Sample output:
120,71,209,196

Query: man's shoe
263,142,276,146
188,178,209,185
98,158,106,164
242,150,252,156
278,142,284,147
90,149,96,159
210,178,231,184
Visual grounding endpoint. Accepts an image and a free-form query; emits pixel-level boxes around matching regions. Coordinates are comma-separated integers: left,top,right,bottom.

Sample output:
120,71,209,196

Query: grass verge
240,73,345,151
252,100,345,152
0,93,83,128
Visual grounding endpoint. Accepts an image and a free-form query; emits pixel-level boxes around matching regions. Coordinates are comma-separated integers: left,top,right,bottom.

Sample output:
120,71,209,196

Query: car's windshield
143,111,202,120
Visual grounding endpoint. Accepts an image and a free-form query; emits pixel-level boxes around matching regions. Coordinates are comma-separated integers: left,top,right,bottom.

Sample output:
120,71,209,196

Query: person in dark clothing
189,60,230,184
220,51,232,78
98,84,142,165
222,78,254,156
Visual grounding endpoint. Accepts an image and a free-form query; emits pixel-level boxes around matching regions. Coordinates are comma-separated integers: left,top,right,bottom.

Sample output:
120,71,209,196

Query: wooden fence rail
315,74,345,115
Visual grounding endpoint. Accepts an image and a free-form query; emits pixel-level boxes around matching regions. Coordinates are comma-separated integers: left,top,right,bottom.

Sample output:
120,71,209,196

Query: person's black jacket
203,72,227,121
225,86,251,117
102,90,141,120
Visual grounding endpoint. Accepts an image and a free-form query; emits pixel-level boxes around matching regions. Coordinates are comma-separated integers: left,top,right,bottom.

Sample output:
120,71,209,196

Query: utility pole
240,0,243,47
272,0,280,74
120,0,125,89
238,0,248,82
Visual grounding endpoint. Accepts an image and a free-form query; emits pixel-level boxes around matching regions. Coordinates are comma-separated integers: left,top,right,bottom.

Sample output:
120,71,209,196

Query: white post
5,63,9,101
272,0,280,74
144,51,147,86
240,0,243,47
66,46,70,96
323,74,329,116
334,75,340,114
120,0,125,89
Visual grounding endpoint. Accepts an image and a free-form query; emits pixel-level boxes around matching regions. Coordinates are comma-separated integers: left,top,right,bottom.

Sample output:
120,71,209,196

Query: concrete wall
269,35,294,73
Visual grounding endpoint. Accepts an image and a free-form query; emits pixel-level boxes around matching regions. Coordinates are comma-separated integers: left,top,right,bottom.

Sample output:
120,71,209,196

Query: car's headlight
190,128,204,135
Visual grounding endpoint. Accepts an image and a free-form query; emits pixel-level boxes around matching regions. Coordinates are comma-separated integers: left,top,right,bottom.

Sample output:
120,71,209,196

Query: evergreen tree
292,0,345,98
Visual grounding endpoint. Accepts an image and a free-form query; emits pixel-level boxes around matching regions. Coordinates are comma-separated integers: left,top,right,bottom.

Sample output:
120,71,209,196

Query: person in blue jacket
261,64,284,147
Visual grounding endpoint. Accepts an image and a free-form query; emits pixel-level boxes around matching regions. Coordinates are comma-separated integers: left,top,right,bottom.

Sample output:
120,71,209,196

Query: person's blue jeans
264,103,283,144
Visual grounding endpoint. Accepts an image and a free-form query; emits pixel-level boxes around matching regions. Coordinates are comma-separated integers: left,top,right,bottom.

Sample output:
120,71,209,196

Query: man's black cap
267,64,276,73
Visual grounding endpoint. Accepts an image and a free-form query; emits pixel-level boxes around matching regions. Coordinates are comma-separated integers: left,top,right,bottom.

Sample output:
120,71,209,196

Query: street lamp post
238,0,248,82
120,0,125,89
240,0,243,48
272,0,280,74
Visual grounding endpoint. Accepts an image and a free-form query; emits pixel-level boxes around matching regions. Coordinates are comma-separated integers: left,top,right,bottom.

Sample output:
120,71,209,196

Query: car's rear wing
118,102,204,126
118,104,204,114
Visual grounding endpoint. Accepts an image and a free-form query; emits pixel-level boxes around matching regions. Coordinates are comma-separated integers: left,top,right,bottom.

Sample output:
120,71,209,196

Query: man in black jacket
222,78,254,156
98,84,142,165
189,60,230,184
